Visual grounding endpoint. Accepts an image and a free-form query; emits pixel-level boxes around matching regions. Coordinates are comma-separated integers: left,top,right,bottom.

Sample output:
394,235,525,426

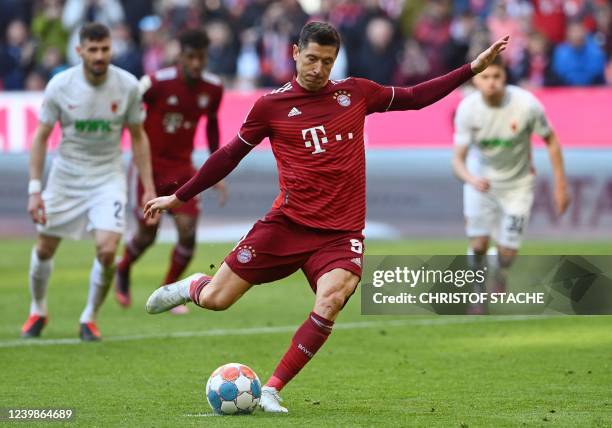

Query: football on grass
206,363,261,415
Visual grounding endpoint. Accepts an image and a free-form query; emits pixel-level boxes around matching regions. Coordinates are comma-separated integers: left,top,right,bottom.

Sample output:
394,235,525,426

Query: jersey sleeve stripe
238,133,255,147
385,86,395,112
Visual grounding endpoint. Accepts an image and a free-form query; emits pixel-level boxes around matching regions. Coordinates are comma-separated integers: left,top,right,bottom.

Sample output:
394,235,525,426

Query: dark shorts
136,166,200,220
224,209,364,292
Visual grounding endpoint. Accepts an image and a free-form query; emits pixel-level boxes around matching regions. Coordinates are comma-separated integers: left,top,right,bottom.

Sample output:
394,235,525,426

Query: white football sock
80,258,115,323
29,247,53,316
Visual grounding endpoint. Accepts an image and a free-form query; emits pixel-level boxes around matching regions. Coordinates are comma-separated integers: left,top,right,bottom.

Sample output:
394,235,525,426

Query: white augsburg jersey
39,64,144,188
453,85,552,185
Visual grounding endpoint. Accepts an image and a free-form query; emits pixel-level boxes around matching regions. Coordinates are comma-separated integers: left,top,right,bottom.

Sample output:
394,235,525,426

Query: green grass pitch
1,239,611,427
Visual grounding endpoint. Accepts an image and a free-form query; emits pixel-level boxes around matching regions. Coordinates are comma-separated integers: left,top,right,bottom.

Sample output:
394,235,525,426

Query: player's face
180,47,207,81
77,38,112,77
474,65,506,99
293,42,337,91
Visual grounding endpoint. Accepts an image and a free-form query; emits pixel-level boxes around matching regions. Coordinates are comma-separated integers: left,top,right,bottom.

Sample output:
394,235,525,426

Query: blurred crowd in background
1,0,611,91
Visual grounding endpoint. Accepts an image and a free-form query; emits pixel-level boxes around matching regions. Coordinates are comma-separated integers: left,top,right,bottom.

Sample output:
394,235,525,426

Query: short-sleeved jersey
454,85,552,185
140,67,223,168
238,77,394,231
39,64,144,183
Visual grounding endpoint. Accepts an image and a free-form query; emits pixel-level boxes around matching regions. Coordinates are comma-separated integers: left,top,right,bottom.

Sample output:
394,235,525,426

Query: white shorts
463,180,534,249
37,168,127,240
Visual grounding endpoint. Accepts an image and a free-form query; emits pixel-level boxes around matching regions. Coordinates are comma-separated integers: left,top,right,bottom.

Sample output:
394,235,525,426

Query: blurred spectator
259,1,308,86
413,0,452,76
25,67,48,90
397,0,427,36
486,0,530,70
140,15,166,76
40,45,67,77
0,0,34,43
531,0,569,44
354,17,398,85
513,31,554,87
206,20,239,83
1,0,612,90
593,1,612,57
111,22,142,77
444,11,477,70
119,0,153,44
158,0,201,36
62,0,125,65
396,39,433,85
236,28,261,90
552,20,606,85
0,20,36,90
31,0,69,63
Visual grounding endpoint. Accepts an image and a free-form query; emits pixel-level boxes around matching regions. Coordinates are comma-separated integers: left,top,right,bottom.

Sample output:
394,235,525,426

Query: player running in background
114,29,226,313
143,22,507,412
452,56,571,300
23,23,156,341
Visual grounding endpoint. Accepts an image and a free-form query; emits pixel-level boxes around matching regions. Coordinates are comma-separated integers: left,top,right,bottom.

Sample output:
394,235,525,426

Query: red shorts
224,209,364,292
136,166,200,220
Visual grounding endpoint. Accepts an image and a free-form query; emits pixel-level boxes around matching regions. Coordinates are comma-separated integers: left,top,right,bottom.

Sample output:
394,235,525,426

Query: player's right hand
144,194,183,219
28,193,46,225
470,177,490,193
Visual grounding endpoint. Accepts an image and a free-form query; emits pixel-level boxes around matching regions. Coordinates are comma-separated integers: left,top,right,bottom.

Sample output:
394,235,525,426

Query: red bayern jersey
141,66,223,167
239,77,394,231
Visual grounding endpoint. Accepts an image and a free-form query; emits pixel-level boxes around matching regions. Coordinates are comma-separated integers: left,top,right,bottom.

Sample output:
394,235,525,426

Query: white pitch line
183,413,219,418
0,315,547,349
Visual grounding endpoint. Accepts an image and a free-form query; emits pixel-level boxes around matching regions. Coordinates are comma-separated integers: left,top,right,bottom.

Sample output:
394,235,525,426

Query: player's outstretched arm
385,36,509,112
543,132,571,215
144,136,253,219
27,123,54,224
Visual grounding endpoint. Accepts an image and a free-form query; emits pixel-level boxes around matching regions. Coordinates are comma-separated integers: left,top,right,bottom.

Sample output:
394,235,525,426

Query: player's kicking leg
21,234,61,338
79,230,121,341
164,213,197,314
115,220,158,307
145,262,252,314
260,268,359,413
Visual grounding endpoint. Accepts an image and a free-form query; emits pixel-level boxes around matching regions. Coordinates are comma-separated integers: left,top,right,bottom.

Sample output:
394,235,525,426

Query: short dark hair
489,55,505,68
179,29,210,51
298,21,341,54
79,22,110,43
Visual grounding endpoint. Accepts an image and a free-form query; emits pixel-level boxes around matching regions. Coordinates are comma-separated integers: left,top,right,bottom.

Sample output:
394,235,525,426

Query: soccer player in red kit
144,22,508,412
114,29,227,312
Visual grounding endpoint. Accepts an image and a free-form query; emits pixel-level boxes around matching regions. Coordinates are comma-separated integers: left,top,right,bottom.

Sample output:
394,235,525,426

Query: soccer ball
205,363,261,415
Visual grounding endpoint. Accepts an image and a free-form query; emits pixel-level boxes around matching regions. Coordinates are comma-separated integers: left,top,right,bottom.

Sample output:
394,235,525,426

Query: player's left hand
470,35,510,74
213,180,228,207
554,186,571,216
142,189,160,225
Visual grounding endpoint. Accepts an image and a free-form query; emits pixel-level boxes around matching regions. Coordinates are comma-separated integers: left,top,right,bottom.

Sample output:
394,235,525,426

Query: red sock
163,244,194,285
266,312,334,391
117,238,147,272
188,275,211,307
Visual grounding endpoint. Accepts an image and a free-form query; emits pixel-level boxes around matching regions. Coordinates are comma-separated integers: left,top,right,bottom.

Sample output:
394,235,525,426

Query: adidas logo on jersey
288,107,302,117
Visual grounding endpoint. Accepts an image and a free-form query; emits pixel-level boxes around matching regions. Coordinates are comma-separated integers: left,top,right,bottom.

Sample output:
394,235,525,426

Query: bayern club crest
236,245,256,264
333,90,351,107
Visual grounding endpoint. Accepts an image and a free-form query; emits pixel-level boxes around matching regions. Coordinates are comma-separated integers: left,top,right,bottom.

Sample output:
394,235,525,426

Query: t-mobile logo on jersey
302,125,354,155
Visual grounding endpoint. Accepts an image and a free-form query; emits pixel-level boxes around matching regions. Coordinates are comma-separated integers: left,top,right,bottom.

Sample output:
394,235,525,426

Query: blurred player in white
23,23,156,341
452,56,571,298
